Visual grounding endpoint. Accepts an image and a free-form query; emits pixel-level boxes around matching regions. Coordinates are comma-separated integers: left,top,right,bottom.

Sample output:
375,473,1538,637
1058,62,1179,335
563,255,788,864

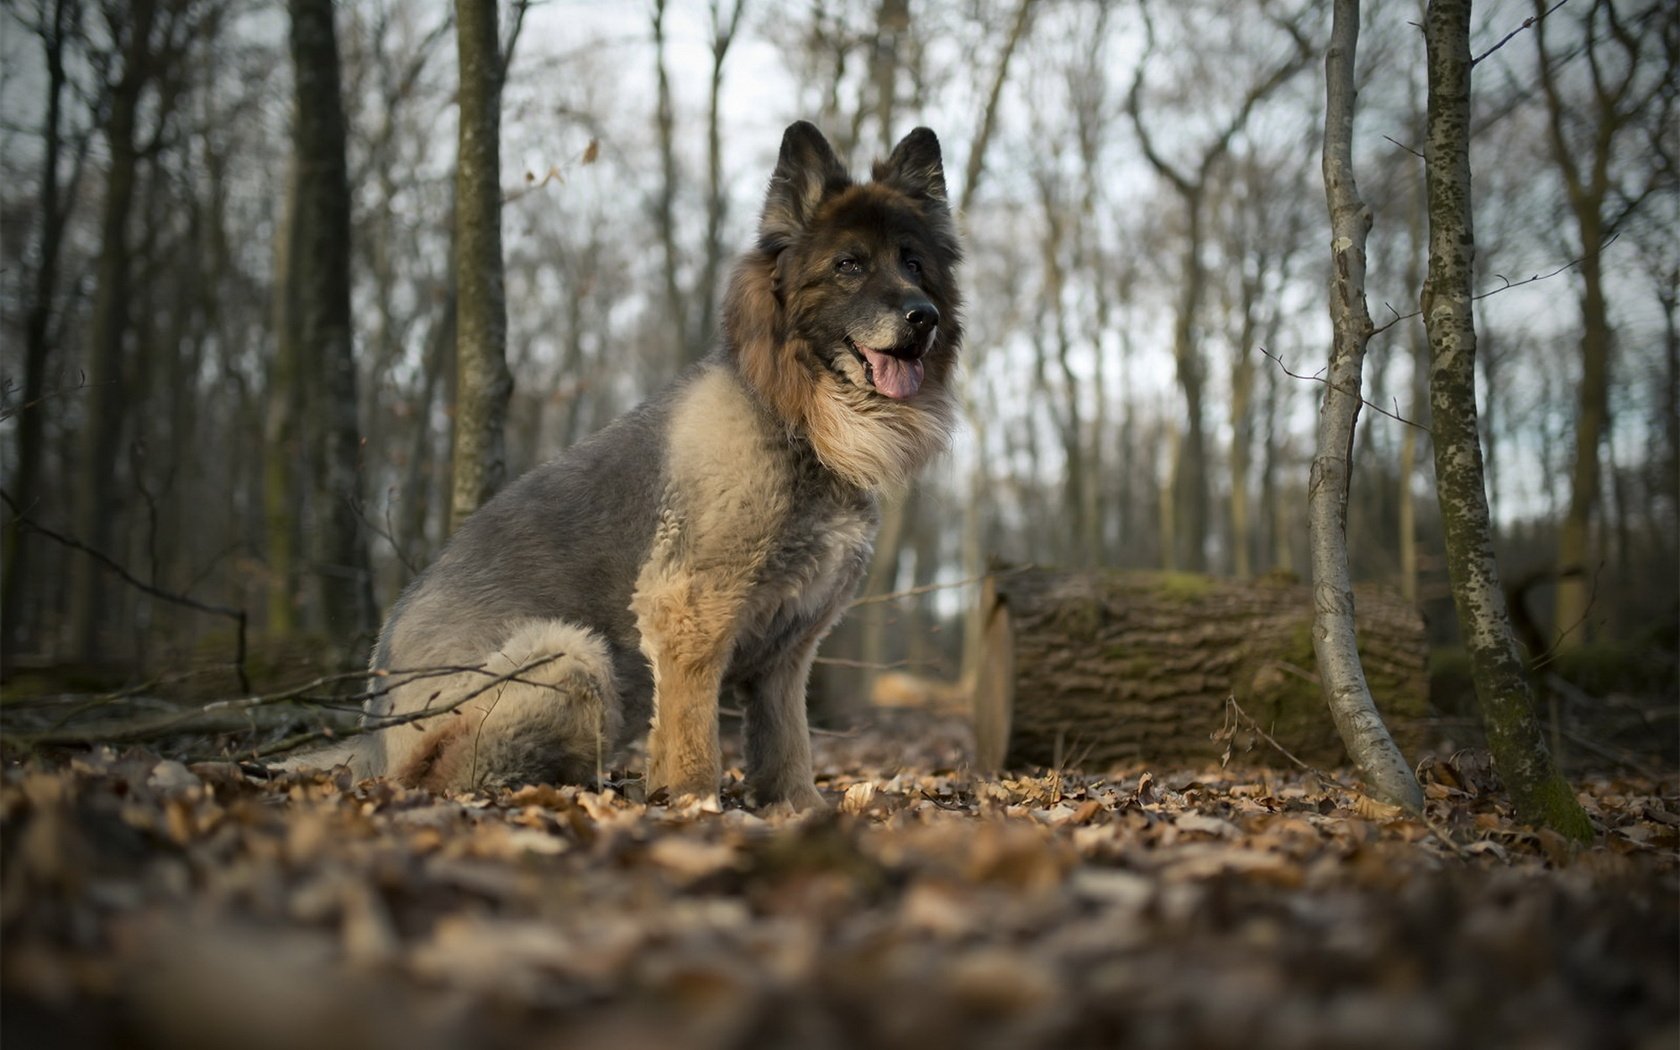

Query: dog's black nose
905,301,939,333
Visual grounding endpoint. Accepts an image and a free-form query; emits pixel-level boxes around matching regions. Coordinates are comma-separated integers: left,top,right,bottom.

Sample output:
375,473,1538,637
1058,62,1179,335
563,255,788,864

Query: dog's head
726,122,962,490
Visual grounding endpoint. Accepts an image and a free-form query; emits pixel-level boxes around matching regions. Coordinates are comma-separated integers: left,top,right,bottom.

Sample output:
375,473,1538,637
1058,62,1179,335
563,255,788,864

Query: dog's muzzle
846,299,938,400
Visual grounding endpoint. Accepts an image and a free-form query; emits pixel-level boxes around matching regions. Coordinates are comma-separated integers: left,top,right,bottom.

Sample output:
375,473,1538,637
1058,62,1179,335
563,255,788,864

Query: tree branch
1472,0,1568,67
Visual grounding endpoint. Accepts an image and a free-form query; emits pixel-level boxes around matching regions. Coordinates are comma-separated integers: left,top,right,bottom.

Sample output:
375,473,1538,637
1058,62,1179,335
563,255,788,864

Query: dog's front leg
634,573,742,804
741,631,827,811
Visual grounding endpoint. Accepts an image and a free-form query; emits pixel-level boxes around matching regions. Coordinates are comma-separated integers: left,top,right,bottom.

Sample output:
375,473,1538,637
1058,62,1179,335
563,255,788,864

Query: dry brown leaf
647,837,739,881
839,781,877,815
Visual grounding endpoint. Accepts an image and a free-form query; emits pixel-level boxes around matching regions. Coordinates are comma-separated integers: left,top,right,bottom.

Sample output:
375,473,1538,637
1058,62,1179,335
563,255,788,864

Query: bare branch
1370,239,1607,337
1260,347,1431,434
1472,0,1569,66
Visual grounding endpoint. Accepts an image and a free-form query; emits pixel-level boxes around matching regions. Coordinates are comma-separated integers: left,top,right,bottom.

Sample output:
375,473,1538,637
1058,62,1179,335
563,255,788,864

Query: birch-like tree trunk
449,0,514,534
1422,0,1591,840
289,0,376,642
1311,0,1422,813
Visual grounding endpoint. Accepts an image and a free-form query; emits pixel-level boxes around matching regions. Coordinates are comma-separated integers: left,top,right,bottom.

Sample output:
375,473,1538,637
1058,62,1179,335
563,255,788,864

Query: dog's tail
383,619,622,793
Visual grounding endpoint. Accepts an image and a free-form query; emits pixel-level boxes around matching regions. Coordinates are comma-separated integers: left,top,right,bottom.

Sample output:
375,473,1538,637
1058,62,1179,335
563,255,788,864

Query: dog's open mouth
846,338,925,400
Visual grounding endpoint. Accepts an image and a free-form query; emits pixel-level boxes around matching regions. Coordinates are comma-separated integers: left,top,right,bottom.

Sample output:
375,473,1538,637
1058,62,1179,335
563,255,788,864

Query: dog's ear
873,127,947,208
760,121,849,250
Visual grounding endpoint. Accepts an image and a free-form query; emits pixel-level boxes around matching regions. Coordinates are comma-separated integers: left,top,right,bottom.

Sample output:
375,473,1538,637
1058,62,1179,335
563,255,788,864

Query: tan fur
632,368,794,799
382,620,620,792
393,716,471,791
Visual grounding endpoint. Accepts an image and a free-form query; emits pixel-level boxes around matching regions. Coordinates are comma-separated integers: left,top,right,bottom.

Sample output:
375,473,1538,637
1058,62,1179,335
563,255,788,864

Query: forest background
1,0,1674,725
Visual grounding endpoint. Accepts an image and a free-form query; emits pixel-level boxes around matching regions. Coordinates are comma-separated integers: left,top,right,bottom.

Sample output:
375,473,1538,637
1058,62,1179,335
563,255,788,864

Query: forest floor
2,706,1676,1050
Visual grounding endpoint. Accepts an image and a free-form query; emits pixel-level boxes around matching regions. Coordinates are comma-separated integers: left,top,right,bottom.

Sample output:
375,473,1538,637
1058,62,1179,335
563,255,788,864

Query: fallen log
972,569,1430,771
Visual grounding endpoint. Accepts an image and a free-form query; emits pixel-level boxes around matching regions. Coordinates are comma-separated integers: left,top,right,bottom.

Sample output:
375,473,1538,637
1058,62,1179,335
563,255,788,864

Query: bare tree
1312,0,1423,812
1534,0,1675,649
956,0,1036,690
650,0,687,373
690,0,749,365
1219,145,1310,579
263,156,304,636
4,0,93,663
1125,0,1312,572
289,0,376,642
448,0,516,533
1422,0,1590,839
66,0,161,659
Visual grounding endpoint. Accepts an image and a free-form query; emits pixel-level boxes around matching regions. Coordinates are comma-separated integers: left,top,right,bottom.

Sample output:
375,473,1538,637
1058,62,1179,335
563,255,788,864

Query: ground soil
2,708,1676,1050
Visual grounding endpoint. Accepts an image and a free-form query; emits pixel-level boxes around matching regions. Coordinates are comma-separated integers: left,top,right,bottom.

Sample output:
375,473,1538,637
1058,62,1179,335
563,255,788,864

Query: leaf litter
2,708,1675,1050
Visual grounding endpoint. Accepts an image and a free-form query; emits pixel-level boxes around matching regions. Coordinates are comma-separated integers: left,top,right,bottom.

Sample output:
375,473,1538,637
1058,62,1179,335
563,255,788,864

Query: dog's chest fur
642,365,877,679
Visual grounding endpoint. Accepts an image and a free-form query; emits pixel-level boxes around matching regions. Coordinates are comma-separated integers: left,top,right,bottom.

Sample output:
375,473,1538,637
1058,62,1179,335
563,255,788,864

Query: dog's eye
835,257,862,275
904,256,923,276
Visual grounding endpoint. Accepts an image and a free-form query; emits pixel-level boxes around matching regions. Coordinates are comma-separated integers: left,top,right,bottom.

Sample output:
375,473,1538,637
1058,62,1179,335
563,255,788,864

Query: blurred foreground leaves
3,710,1675,1050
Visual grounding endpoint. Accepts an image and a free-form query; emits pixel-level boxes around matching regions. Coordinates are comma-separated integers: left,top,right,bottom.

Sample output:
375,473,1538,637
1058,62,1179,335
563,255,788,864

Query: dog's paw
647,776,724,813
755,783,828,813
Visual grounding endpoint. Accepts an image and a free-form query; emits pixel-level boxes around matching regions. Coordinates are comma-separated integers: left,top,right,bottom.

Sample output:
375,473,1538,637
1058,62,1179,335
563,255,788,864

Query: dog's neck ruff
786,354,955,493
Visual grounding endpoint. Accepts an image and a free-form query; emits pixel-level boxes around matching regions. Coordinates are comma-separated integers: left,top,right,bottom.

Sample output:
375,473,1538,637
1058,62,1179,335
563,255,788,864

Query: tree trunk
1422,0,1591,840
972,569,1429,771
1158,422,1179,572
692,0,747,365
264,158,303,636
1125,15,1311,576
1169,202,1209,573
651,0,687,373
289,0,376,644
958,0,1033,208
1398,103,1429,607
4,0,82,664
449,0,514,534
1227,251,1260,580
1532,0,1654,650
1313,0,1423,812
1552,244,1610,646
70,0,158,661
954,0,1034,691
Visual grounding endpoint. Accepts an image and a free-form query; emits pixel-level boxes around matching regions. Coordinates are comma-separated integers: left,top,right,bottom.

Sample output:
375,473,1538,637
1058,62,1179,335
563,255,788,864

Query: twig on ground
241,653,570,761
1222,695,1337,781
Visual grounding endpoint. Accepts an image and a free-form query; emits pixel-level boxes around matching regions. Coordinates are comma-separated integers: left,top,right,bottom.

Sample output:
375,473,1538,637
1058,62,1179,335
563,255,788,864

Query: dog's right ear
759,121,849,251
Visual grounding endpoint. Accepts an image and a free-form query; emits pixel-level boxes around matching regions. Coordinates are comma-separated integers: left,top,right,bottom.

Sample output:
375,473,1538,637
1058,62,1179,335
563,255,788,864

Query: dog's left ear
873,128,947,208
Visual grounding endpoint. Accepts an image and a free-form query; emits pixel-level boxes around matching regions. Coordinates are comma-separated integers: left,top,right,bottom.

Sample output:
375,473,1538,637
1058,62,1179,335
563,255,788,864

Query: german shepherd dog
338,123,960,807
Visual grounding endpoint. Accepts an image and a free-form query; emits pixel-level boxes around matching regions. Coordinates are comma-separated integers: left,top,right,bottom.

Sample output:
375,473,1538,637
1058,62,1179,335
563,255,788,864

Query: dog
335,122,961,808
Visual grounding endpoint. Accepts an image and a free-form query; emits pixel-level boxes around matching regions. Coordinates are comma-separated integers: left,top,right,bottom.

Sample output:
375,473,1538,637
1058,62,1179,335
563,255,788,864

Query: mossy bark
1421,0,1591,841
973,570,1429,771
449,0,513,534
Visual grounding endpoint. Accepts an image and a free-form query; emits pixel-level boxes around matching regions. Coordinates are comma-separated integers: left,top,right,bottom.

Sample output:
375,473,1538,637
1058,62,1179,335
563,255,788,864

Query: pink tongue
859,346,924,399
